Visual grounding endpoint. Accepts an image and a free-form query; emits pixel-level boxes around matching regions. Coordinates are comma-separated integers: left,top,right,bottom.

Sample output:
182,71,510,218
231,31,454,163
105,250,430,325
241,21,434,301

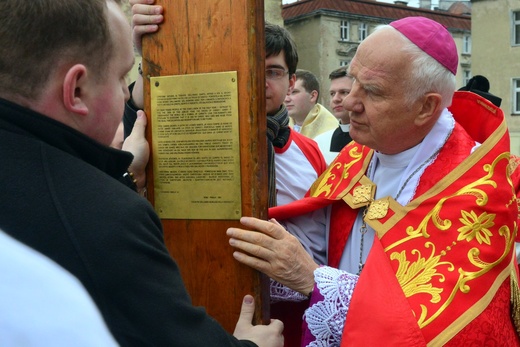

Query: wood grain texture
141,0,268,332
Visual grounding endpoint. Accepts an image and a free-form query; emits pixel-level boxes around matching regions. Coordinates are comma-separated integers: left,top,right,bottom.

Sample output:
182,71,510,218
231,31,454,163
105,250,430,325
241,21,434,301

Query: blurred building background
471,0,520,153
280,1,470,103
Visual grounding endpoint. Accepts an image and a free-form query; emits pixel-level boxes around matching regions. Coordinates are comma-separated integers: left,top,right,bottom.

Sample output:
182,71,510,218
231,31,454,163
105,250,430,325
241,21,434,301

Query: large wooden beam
141,0,268,332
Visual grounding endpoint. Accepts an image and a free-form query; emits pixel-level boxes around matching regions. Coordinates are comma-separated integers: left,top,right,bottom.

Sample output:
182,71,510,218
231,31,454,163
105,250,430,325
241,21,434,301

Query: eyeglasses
266,68,289,80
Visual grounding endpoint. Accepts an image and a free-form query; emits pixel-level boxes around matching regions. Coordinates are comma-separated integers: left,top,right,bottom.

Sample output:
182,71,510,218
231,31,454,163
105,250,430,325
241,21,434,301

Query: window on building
340,20,350,42
462,34,471,54
513,78,520,114
358,23,368,41
513,11,520,46
463,70,471,87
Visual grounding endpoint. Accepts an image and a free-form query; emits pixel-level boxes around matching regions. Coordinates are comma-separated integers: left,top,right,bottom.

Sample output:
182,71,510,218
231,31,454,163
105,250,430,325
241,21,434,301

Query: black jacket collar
0,97,133,178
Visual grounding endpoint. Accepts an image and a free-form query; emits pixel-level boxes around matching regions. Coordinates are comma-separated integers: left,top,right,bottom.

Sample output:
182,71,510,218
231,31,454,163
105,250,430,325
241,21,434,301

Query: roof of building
448,1,471,16
282,0,470,31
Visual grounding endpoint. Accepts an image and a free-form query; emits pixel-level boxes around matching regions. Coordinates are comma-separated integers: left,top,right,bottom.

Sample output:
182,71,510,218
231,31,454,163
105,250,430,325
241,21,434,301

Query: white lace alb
270,278,308,302
304,267,358,347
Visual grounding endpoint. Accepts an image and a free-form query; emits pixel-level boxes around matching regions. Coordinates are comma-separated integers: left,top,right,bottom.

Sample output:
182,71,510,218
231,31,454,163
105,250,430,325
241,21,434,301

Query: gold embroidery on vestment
508,154,520,177
366,199,389,220
391,243,451,305
511,269,520,335
457,211,495,245
312,146,364,198
352,184,372,205
384,154,515,329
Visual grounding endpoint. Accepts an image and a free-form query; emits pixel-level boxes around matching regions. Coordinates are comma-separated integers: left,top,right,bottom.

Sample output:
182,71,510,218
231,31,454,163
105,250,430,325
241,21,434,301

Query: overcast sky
282,0,421,7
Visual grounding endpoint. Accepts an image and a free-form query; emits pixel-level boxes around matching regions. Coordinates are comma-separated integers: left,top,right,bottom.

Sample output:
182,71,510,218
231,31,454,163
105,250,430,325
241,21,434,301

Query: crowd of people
0,0,519,346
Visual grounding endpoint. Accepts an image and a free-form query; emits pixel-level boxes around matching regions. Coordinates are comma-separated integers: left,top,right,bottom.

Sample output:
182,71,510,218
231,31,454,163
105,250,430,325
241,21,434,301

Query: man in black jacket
0,0,283,346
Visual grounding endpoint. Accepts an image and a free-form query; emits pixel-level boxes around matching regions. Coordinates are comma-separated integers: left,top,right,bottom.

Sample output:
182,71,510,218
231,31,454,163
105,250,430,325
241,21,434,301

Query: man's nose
343,85,363,113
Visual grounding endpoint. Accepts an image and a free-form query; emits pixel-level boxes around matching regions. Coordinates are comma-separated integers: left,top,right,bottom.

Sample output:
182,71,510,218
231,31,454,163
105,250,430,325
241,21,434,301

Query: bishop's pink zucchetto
390,16,458,75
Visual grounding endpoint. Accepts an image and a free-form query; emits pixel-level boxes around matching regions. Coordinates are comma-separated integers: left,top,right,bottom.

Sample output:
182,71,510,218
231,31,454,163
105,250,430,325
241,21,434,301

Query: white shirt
314,123,350,165
338,145,419,273
275,133,327,265
0,231,118,346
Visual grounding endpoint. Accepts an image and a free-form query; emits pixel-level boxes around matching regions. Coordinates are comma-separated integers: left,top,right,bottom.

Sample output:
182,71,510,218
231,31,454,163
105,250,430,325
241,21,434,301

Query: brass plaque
150,71,242,219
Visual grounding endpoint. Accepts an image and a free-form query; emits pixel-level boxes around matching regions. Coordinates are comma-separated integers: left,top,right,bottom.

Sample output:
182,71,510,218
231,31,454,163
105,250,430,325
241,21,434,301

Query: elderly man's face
342,29,426,155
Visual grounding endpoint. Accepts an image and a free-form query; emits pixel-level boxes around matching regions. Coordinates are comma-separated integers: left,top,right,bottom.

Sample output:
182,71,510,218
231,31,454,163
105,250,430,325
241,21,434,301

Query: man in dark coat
0,0,283,346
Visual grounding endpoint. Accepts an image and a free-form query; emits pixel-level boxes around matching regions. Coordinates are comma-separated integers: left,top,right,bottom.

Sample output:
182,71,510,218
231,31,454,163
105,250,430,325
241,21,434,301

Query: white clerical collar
339,123,350,132
374,144,418,169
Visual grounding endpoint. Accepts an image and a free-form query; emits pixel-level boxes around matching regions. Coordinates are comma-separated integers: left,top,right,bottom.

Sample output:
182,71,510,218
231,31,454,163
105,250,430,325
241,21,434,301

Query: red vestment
270,92,520,346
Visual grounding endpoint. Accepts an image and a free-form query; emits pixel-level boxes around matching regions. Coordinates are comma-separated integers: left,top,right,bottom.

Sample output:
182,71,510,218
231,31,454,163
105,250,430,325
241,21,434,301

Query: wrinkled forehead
351,30,406,75
348,31,412,94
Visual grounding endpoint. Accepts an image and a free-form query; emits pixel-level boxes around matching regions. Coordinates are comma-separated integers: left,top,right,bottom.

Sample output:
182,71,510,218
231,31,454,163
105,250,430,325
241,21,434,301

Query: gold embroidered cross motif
366,198,389,220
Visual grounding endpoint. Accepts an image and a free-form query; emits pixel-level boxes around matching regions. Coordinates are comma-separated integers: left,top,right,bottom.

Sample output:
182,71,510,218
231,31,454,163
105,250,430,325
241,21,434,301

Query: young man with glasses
253,21,330,347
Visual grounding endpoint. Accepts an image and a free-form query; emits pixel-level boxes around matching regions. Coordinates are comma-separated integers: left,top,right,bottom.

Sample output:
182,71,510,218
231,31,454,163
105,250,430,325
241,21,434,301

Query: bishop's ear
415,92,442,126
62,64,89,116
